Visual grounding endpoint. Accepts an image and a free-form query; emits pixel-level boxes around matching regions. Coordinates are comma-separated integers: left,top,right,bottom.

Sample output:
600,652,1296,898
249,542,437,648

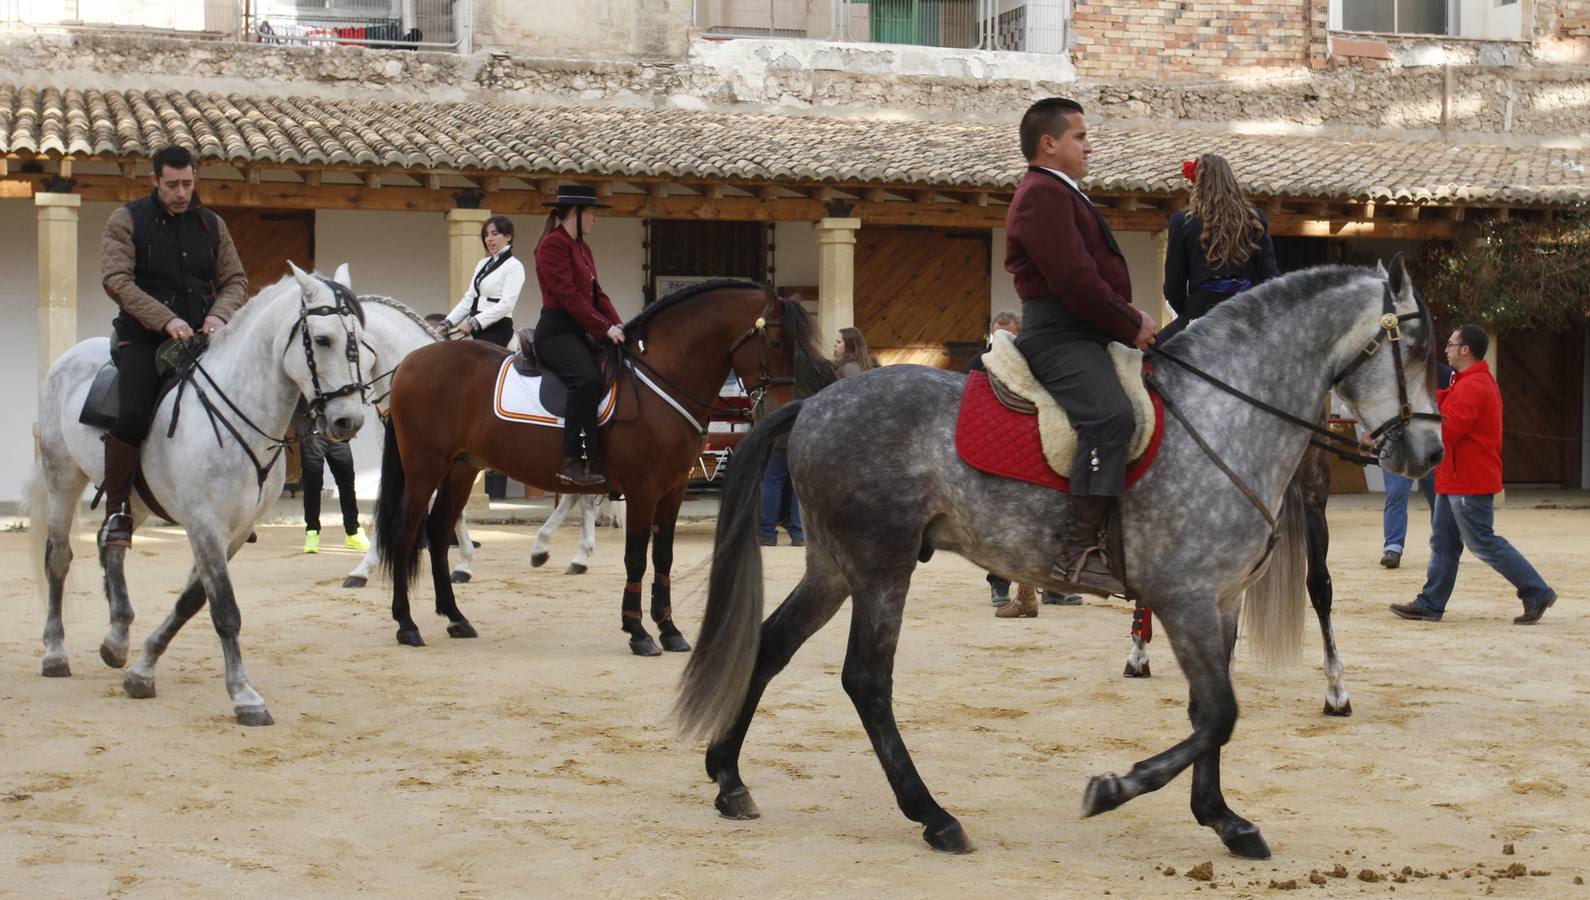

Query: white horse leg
344,542,378,589
35,465,88,677
194,527,272,725
567,495,598,574
531,493,576,569
123,566,206,700
450,516,475,583
1124,635,1152,678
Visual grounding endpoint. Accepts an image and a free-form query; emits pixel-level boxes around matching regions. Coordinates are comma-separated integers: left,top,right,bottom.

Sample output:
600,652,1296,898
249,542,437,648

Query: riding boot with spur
1052,495,1125,596
557,426,607,488
98,435,139,548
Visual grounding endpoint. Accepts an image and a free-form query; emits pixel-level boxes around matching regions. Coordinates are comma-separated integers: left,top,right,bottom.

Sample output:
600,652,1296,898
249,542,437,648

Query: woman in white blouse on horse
437,215,524,347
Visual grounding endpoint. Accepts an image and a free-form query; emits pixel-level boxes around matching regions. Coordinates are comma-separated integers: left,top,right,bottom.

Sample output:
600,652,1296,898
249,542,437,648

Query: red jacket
1434,360,1504,495
1004,168,1142,345
534,227,623,342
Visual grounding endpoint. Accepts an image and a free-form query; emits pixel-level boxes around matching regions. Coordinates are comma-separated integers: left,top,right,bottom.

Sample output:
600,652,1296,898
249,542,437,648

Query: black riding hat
544,184,612,209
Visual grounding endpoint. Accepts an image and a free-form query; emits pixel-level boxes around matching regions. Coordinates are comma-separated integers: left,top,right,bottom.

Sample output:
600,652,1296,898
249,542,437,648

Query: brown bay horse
373,280,830,654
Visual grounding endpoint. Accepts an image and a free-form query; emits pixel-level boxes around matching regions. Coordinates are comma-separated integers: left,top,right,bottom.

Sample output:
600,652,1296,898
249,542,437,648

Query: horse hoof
923,820,974,854
123,671,156,699
629,635,662,657
396,629,426,647
342,575,367,589
235,705,275,727
715,786,761,820
99,642,128,669
530,550,549,568
447,621,478,639
450,571,471,584
1123,662,1151,678
41,656,71,678
1081,773,1126,818
1324,700,1353,717
564,563,588,576
1219,824,1271,860
660,632,691,653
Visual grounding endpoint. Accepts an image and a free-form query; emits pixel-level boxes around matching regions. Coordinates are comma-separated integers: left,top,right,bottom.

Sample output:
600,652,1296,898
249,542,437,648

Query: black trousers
111,339,161,445
472,317,514,347
1014,329,1134,497
534,330,603,462
301,431,360,534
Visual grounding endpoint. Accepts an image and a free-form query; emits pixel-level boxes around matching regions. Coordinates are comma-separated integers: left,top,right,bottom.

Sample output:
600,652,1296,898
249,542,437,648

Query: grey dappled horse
677,260,1443,858
25,265,372,726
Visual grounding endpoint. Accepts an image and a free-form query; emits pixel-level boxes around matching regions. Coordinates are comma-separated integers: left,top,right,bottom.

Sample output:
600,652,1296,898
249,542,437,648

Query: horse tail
1242,472,1308,667
373,417,420,586
20,459,50,607
675,399,803,742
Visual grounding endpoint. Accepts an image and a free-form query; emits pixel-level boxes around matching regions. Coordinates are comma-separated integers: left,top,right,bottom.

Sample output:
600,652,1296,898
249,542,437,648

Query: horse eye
314,335,333,348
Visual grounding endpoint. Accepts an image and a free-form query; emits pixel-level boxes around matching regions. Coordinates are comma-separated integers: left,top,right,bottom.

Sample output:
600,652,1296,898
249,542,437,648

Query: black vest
115,192,221,341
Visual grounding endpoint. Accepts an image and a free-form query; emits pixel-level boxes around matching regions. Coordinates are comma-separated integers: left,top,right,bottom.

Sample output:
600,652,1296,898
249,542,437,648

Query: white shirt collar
1037,166,1089,203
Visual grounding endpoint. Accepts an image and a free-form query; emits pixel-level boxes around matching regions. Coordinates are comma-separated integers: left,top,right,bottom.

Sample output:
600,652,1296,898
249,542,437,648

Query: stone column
446,207,494,512
36,191,82,391
1151,228,1173,327
815,216,861,347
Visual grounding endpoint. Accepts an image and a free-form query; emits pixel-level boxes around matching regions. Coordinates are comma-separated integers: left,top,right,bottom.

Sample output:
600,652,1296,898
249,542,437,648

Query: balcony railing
2,0,242,37
693,0,1069,53
249,0,471,52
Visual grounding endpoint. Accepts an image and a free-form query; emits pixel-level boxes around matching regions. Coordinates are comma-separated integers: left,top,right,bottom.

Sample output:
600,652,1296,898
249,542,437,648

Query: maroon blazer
534,226,623,341
1004,167,1142,344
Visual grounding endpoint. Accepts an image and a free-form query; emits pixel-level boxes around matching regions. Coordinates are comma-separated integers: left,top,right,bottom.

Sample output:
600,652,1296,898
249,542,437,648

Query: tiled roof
3,84,1587,207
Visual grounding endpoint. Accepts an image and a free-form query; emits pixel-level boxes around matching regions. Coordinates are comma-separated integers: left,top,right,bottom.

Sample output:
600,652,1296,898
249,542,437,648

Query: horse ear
1387,252,1412,302
333,263,352,288
289,261,315,294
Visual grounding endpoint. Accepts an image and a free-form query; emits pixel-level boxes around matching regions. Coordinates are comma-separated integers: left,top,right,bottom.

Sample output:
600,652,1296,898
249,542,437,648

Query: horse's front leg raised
1083,597,1263,856
530,492,575,570
619,489,660,656
649,487,690,653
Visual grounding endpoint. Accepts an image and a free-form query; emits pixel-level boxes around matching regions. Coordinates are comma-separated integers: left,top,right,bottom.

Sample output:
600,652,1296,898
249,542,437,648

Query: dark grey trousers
1014,331,1134,497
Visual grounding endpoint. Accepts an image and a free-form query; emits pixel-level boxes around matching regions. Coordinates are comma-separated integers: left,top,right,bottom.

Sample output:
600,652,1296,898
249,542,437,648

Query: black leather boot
556,456,606,487
1051,495,1125,596
99,435,139,548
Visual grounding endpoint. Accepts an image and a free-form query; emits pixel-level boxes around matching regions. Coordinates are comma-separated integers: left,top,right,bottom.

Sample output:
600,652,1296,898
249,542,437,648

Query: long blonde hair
1187,154,1264,269
836,327,874,372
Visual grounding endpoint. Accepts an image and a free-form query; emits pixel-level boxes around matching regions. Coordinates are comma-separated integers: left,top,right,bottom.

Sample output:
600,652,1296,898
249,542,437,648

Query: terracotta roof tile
3,84,1586,207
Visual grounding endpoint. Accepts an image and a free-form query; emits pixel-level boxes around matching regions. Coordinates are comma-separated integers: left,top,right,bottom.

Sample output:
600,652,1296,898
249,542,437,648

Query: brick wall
1071,0,1327,81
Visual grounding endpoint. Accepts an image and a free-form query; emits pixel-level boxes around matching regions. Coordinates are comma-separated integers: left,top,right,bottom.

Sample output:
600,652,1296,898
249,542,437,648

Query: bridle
624,291,797,435
288,278,368,421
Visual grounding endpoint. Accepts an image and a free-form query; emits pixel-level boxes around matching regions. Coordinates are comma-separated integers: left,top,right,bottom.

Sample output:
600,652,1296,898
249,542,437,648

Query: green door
870,0,942,46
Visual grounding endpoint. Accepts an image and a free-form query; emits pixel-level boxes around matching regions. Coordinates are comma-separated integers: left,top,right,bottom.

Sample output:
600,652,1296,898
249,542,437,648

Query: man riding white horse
1005,97,1157,594
98,145,249,548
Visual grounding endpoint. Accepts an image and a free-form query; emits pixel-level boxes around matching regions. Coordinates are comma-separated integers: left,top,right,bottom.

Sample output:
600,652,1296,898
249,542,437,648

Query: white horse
25,264,373,726
340,295,478,589
529,492,625,575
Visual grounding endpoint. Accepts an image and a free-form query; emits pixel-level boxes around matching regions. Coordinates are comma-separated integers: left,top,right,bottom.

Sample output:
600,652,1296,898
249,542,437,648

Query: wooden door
211,208,315,296
1499,326,1585,486
855,228,990,369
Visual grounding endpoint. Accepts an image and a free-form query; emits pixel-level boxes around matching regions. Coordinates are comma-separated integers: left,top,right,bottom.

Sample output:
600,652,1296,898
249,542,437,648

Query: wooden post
36,191,82,393
815,216,861,348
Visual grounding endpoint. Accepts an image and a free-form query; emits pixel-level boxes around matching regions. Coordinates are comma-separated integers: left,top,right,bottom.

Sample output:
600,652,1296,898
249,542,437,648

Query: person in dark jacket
1005,97,1155,595
532,184,623,487
1390,326,1558,624
1159,153,1280,342
97,145,249,547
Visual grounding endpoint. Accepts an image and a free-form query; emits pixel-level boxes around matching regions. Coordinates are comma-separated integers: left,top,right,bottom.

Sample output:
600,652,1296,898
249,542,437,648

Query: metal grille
2,0,242,36
694,0,1068,53
249,0,471,51
693,0,830,39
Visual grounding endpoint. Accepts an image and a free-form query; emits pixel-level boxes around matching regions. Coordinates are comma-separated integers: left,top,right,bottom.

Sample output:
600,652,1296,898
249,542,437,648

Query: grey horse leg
1304,500,1350,715
1184,597,1270,859
841,578,972,854
97,540,137,669
193,527,273,725
707,554,851,822
1082,598,1259,854
122,570,207,700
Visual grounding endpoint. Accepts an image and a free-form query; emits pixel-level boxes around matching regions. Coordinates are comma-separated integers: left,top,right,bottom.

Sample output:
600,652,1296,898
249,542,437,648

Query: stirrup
1051,546,1123,597
99,510,134,548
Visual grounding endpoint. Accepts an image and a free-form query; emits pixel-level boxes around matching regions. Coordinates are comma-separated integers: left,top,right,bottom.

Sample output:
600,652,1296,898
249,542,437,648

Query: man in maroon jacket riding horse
1004,97,1157,595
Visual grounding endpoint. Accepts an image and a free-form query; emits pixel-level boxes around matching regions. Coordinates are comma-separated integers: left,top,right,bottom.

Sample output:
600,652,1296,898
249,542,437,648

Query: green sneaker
344,528,370,551
303,530,320,554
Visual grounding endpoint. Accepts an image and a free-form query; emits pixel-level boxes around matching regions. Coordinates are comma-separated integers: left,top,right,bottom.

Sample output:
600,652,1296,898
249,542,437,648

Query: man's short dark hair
1455,324,1489,360
151,146,195,178
1020,98,1084,161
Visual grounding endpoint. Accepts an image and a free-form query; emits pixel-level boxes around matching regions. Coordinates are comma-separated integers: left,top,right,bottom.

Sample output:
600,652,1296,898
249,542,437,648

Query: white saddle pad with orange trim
492,358,618,428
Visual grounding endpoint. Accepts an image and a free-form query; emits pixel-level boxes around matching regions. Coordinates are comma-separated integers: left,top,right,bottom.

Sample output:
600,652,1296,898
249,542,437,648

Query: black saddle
511,328,621,420
78,338,204,431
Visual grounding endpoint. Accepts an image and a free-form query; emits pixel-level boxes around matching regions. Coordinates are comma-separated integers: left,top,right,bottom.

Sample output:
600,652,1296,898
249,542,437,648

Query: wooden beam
647,182,668,199
425,173,442,191
757,184,780,202
304,170,322,187
1360,200,1376,219
863,187,888,204
57,158,72,179
364,172,381,190
1264,200,1282,218
703,183,726,200
973,191,989,207
1493,207,1511,221
1115,196,1141,212
814,186,835,204
119,161,136,179
1396,204,1420,221
539,178,559,195
0,158,8,177
482,176,501,193
242,166,261,184
1446,206,1465,222
915,190,937,204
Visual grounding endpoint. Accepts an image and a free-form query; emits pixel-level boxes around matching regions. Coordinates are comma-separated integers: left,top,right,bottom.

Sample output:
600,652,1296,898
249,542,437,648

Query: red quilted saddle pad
955,370,1165,491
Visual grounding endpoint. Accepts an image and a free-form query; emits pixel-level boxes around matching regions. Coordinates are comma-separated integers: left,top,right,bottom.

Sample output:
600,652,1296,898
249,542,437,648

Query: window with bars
1333,0,1524,39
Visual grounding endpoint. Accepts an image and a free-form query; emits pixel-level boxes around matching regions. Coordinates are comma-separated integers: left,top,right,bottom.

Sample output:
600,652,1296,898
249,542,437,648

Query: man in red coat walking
1390,325,1558,624
1005,97,1156,595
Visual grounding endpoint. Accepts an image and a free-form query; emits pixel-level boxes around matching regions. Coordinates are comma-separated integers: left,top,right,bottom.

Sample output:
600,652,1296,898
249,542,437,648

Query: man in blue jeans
1380,363,1452,568
1390,326,1557,624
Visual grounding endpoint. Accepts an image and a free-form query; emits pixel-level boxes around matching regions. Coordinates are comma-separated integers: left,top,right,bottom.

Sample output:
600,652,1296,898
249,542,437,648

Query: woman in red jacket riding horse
533,184,624,487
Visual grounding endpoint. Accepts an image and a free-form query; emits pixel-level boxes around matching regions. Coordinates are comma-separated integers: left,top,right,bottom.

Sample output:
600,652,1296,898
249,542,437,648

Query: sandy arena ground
1,497,1587,897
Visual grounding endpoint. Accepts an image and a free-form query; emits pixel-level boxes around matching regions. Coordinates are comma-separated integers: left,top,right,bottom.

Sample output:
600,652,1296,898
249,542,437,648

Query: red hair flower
1181,159,1199,183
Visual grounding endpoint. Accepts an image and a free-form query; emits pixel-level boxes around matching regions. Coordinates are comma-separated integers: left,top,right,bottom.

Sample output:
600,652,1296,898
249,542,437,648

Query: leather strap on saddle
988,372,1038,415
134,471,178,527
513,328,541,376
